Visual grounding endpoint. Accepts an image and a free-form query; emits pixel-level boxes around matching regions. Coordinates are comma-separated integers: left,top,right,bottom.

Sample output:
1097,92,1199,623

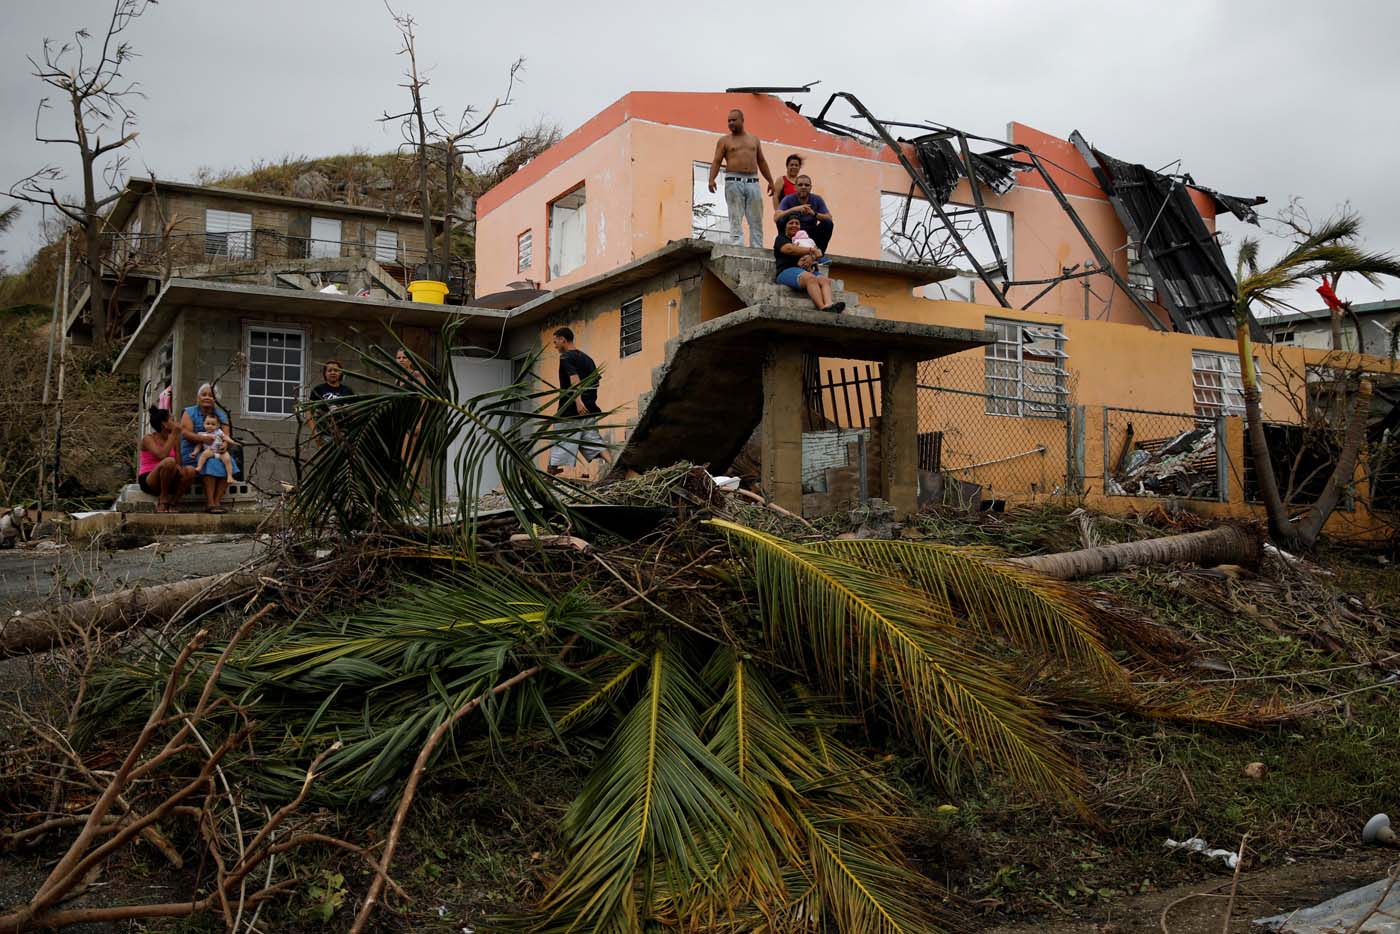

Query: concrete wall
130,190,430,264
506,260,704,477
475,91,1218,327
143,305,440,489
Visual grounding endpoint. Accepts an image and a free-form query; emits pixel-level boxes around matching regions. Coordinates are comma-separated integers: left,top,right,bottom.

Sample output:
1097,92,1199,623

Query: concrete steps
115,480,261,513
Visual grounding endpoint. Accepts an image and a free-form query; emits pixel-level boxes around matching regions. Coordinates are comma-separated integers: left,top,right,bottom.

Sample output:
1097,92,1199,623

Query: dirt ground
983,850,1398,933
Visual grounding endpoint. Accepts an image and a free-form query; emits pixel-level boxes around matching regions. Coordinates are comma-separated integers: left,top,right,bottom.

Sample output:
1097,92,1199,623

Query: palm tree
1232,212,1400,550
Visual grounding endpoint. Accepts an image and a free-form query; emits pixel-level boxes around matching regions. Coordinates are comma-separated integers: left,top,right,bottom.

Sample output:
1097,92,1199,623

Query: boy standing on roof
708,108,775,248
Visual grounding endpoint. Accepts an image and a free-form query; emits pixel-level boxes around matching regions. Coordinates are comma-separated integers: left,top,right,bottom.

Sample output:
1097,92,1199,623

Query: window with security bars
517,229,533,272
1192,351,1245,418
1126,241,1155,301
245,327,305,416
619,298,642,358
984,318,1069,417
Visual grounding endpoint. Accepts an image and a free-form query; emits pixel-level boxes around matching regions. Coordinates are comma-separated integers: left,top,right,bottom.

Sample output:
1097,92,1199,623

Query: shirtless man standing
708,109,774,248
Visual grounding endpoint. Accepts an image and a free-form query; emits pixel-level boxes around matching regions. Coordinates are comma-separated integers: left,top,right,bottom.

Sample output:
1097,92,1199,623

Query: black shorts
138,471,159,496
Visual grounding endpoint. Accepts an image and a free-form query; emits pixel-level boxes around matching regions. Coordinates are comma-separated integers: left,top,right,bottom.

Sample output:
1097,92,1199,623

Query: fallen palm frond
84,572,617,805
812,538,1124,682
296,333,604,539
710,519,1087,809
532,646,751,932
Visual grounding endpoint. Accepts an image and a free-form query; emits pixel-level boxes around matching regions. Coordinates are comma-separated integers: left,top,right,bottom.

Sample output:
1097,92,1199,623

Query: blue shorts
776,266,823,290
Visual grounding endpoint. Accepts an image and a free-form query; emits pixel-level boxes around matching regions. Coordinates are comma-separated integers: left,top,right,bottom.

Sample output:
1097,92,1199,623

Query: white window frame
984,318,1069,418
517,229,533,272
244,324,306,418
1192,350,1245,418
204,209,253,259
691,161,729,243
309,217,342,259
548,186,587,279
374,229,399,263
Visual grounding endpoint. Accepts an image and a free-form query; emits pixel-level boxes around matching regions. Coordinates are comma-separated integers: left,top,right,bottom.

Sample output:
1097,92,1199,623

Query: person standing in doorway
775,174,836,253
708,109,775,248
307,359,354,444
548,327,610,477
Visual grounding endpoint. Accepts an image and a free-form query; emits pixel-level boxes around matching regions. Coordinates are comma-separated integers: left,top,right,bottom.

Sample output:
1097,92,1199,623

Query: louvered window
984,318,1069,417
619,298,642,359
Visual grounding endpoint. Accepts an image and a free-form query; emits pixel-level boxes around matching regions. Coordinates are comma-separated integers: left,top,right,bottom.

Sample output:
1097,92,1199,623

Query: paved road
0,535,264,617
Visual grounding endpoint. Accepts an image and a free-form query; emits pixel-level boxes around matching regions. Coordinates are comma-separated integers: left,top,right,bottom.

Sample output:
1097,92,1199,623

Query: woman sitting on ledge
773,215,844,314
138,406,196,513
179,383,238,514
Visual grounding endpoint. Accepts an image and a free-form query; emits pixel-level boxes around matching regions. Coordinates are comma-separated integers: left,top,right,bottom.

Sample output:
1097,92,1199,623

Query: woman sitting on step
773,215,844,314
138,406,196,513
179,383,238,514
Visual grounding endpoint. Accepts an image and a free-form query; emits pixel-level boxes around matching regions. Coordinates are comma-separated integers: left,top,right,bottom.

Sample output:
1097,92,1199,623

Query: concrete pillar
761,342,806,514
879,352,919,518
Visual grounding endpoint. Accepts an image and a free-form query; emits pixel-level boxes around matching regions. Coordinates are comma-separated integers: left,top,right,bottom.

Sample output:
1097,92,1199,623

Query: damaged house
102,90,1400,536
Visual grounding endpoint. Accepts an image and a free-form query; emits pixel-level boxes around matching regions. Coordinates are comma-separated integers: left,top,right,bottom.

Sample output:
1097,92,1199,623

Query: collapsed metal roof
1070,132,1266,341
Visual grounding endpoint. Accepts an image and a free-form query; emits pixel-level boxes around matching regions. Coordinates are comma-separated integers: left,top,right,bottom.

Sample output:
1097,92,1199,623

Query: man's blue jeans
724,174,764,248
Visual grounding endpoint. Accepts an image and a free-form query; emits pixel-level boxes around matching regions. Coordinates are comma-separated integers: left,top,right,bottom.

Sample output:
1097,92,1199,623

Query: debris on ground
1164,835,1242,869
1254,869,1400,932
1107,425,1219,497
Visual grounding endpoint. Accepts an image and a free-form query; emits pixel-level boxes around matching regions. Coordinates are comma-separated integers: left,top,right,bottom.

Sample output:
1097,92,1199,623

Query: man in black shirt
548,327,610,476
307,359,354,443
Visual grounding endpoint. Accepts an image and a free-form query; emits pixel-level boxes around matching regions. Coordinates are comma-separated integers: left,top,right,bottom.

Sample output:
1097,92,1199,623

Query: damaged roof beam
818,91,1013,308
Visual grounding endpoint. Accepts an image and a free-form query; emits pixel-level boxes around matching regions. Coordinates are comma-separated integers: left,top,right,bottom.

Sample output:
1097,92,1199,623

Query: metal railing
96,230,472,292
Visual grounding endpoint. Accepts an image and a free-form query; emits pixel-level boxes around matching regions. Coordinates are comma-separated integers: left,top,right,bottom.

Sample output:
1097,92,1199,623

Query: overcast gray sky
4,0,1398,310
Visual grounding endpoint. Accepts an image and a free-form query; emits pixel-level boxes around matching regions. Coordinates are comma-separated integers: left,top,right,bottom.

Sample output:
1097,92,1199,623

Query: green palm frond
709,520,1085,809
1236,213,1400,317
810,538,1125,683
533,646,752,932
84,572,611,805
552,656,647,733
795,804,949,933
295,325,608,538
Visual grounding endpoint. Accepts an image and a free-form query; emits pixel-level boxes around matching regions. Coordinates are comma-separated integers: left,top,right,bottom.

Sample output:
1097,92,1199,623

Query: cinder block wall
802,428,868,493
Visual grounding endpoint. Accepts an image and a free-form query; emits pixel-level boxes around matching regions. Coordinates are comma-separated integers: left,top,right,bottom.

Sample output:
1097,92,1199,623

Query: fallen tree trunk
1009,525,1259,581
0,570,261,658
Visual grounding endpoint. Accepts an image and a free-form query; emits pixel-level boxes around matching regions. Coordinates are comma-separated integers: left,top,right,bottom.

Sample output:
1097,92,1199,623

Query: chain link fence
1102,407,1225,501
916,354,1072,505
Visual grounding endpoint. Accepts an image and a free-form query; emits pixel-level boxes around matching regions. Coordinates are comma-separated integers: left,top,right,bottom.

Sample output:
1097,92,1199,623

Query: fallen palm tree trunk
1009,525,1259,581
0,569,261,658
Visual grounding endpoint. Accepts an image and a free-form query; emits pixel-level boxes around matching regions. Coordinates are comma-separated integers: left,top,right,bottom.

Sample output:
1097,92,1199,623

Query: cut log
1009,525,1259,581
0,570,260,658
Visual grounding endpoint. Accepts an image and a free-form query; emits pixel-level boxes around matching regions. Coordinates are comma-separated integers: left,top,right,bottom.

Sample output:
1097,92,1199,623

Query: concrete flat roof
506,238,957,326
678,303,992,361
113,278,507,375
108,177,447,230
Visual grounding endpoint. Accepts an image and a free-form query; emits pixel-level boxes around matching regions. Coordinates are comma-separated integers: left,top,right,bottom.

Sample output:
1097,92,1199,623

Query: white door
446,355,513,502
309,217,341,258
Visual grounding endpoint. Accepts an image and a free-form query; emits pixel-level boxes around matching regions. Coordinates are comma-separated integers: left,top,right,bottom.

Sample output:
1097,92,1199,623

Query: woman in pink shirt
138,406,196,513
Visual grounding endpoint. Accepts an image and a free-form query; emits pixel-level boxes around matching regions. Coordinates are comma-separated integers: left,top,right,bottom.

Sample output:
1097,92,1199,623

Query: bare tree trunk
1295,378,1373,548
1330,309,1344,352
0,570,258,657
1236,318,1297,548
1009,526,1259,581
